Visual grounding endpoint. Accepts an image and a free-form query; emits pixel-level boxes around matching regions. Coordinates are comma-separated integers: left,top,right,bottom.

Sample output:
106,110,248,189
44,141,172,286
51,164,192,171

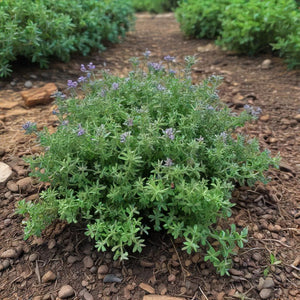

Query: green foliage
175,0,231,39
175,0,300,68
0,0,134,77
16,56,279,275
132,0,178,13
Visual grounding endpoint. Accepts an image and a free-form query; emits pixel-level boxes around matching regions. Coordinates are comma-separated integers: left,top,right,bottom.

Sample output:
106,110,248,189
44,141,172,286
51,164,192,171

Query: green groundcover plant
175,0,300,68
17,54,279,275
0,0,134,77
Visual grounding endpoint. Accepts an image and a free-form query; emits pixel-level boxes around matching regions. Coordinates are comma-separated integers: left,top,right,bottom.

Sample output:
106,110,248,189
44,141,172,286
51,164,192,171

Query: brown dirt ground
0,13,299,300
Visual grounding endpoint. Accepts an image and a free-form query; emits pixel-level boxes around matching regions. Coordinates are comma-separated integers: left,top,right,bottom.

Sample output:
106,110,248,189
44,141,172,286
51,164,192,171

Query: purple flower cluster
169,69,176,75
61,120,69,126
219,132,227,142
112,82,119,90
164,158,173,167
120,131,131,143
143,50,151,58
78,76,86,83
163,128,175,140
244,104,262,117
77,124,85,136
164,55,175,62
67,80,78,89
52,109,59,115
148,62,164,72
124,118,133,127
22,121,35,131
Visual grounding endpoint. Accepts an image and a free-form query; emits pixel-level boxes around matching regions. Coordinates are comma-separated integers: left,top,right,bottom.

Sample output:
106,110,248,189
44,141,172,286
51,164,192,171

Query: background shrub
175,0,300,68
132,0,178,13
0,0,134,77
17,56,278,275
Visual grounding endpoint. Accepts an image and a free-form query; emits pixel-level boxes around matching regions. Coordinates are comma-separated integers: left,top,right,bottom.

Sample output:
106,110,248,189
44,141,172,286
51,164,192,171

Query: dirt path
0,13,299,300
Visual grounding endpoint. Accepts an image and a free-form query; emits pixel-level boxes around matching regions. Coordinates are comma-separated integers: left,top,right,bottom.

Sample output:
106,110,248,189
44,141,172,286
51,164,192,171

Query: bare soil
0,13,299,300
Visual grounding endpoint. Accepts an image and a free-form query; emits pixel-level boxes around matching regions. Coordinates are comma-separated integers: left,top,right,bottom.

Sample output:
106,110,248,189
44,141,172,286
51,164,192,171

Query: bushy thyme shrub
0,0,134,77
17,55,278,275
132,0,178,13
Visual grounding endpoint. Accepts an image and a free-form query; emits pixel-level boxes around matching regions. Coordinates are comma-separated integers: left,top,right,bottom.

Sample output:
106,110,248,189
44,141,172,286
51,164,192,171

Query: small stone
29,253,38,262
42,270,57,283
29,74,38,79
6,181,18,192
58,285,75,299
67,255,78,264
48,239,56,249
253,253,263,262
259,288,272,299
167,274,176,282
262,277,275,289
16,177,32,192
294,114,300,122
260,115,270,122
103,274,122,283
0,259,10,271
83,256,94,268
139,283,155,294
0,248,17,259
229,269,244,276
0,162,12,186
184,259,192,267
261,59,272,70
191,253,201,263
83,291,94,300
268,137,277,143
98,264,109,274
257,277,265,291
24,81,33,88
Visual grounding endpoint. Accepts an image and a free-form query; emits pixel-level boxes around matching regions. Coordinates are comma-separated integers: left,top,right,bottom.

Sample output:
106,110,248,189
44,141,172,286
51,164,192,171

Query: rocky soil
0,13,299,300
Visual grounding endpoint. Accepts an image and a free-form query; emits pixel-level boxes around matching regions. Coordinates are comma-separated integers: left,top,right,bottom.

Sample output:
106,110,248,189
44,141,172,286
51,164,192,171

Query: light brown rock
21,83,57,107
261,59,272,69
58,285,75,299
42,270,57,283
16,177,32,191
83,291,94,300
0,248,17,259
83,256,94,268
139,283,155,294
97,264,109,274
0,162,12,187
6,181,18,192
259,288,272,299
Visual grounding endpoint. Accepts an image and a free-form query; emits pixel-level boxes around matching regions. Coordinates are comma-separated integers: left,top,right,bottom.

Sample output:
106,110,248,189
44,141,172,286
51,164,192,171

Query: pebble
157,283,167,295
139,282,155,294
29,253,38,262
67,255,78,264
0,162,12,186
58,285,75,299
252,253,263,262
83,256,94,268
262,277,275,289
24,81,33,88
16,177,32,191
168,274,176,282
259,288,272,299
98,264,109,274
229,269,244,276
103,274,122,283
294,114,300,122
261,59,272,69
42,270,57,283
83,291,94,300
6,181,18,192
1,248,17,259
47,239,56,250
0,259,10,271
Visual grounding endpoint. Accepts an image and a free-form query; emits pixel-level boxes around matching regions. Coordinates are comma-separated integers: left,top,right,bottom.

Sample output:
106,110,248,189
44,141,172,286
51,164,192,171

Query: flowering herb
22,121,37,134
78,76,86,83
124,118,133,127
163,128,175,140
120,131,131,143
143,50,151,58
157,84,166,91
80,64,87,72
61,120,69,126
244,104,262,117
87,62,95,70
169,69,176,75
148,62,164,72
52,109,59,115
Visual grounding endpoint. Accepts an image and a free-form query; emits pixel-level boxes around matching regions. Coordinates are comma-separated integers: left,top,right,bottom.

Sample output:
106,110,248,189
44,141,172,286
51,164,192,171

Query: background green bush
132,0,178,13
17,57,278,275
175,0,300,68
0,0,134,77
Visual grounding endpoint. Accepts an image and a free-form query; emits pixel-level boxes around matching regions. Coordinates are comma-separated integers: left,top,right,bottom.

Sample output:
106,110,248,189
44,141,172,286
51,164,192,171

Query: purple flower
52,109,59,115
80,64,87,72
164,55,175,62
22,121,34,131
100,89,106,97
112,82,119,90
244,104,262,117
157,84,166,91
87,62,95,70
78,76,86,83
77,124,85,136
163,128,175,140
143,50,151,58
148,62,164,72
164,158,173,167
51,91,66,99
219,132,227,142
207,105,214,111
120,131,131,143
169,69,176,75
61,120,69,126
67,80,78,89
